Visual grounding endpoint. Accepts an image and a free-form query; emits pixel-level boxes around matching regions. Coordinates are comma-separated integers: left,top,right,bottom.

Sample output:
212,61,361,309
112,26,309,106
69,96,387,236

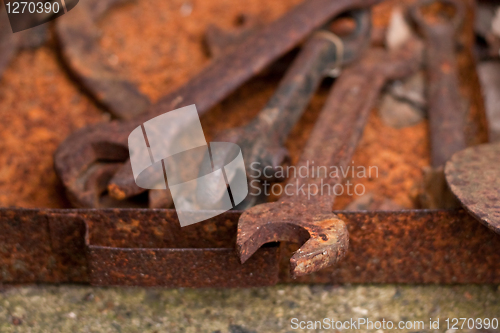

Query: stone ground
0,284,499,333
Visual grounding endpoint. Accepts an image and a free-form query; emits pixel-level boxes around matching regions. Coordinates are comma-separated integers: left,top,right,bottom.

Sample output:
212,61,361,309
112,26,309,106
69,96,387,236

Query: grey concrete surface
0,284,499,333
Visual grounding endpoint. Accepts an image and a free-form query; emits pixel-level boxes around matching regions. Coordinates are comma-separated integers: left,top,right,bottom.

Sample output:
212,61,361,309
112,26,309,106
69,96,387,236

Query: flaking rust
1,0,496,288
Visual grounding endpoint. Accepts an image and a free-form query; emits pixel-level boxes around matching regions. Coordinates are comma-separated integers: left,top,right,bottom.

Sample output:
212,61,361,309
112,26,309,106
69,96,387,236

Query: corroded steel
410,0,467,168
410,0,469,209
2,208,500,285
54,0,382,208
445,143,500,235
237,38,423,278
282,209,500,284
170,10,372,210
207,10,371,182
0,209,280,287
56,0,151,119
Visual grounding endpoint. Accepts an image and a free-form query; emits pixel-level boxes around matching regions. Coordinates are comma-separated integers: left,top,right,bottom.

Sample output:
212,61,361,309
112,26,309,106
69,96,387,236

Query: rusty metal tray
0,0,498,287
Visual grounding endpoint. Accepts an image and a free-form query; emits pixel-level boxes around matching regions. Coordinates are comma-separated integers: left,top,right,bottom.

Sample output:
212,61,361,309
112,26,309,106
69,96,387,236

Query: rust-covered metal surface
215,10,372,180
0,13,47,78
445,143,500,235
411,0,481,210
1,208,500,285
411,0,467,169
84,210,280,287
237,38,423,278
53,0,382,209
193,10,372,211
282,209,500,284
0,0,498,287
56,0,151,120
0,209,280,287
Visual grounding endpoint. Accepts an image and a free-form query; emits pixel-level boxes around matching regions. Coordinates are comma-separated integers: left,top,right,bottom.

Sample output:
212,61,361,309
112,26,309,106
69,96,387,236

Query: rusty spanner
109,7,373,208
54,0,381,208
237,38,423,278
56,0,151,119
0,8,48,78
161,10,373,209
410,0,467,208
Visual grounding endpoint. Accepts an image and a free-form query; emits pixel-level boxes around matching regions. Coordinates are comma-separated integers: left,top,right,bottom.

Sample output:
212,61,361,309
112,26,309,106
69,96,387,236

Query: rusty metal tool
114,11,373,210
56,0,151,119
181,10,372,210
3,207,500,286
445,143,500,235
115,10,372,209
54,0,381,208
410,0,468,209
204,14,264,58
237,38,423,278
211,11,371,180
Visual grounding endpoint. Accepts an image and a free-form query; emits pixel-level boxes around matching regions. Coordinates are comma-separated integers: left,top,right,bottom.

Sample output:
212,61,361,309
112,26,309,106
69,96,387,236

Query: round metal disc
445,143,500,234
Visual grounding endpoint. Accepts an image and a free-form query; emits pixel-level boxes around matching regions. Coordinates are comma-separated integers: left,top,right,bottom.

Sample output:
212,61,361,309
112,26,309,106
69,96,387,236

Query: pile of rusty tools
1,0,500,288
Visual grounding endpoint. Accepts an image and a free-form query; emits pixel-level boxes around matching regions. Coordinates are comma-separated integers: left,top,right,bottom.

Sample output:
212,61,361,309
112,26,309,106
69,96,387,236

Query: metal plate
445,143,500,234
2,208,500,285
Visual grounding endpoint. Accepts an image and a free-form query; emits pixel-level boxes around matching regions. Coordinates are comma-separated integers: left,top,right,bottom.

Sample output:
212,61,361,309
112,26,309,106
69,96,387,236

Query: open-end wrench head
237,202,348,278
290,213,348,276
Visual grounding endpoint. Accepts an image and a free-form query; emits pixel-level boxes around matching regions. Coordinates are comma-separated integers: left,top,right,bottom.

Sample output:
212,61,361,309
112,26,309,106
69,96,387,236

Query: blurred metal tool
188,9,373,210
56,0,151,119
410,0,468,209
54,0,382,208
445,143,500,235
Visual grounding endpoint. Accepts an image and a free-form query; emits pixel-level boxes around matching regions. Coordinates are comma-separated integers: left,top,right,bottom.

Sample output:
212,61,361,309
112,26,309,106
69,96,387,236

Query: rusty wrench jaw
237,38,424,278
